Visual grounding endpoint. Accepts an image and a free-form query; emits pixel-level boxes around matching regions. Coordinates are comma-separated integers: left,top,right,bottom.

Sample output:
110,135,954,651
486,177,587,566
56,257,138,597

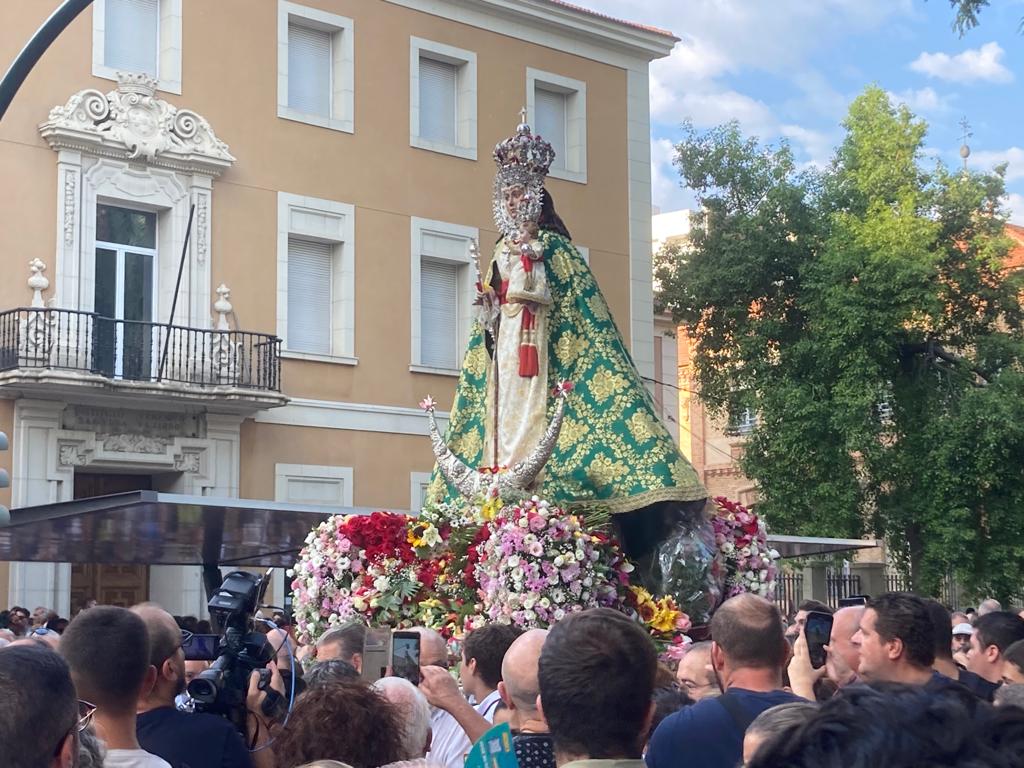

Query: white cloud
910,42,1012,83
887,87,954,114
779,125,836,168
1004,193,1024,226
969,147,1024,182
650,137,695,213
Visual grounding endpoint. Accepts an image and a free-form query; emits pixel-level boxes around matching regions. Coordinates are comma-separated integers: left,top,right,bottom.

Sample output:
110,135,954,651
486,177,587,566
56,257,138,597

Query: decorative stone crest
58,443,90,467
39,73,235,176
174,451,202,474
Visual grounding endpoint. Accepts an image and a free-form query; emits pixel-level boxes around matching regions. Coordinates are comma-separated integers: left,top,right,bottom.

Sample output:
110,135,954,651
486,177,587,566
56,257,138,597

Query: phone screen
392,632,421,686
184,634,220,661
805,611,834,670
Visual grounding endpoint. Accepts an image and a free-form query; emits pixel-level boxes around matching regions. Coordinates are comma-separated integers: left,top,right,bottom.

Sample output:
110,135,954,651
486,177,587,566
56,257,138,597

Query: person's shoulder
104,749,172,768
655,696,727,736
733,688,806,706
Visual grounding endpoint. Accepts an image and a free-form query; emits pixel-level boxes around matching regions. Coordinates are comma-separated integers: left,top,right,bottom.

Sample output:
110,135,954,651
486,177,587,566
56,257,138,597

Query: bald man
132,603,254,768
498,629,555,768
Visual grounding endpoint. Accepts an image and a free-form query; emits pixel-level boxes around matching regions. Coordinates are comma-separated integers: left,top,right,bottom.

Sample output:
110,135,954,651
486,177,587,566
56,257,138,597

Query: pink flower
419,395,436,411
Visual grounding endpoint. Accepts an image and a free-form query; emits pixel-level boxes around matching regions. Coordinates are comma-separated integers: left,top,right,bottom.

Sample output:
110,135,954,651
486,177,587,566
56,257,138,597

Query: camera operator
132,603,256,768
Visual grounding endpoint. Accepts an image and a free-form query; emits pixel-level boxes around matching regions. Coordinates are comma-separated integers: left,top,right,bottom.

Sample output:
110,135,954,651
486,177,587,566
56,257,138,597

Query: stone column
801,561,830,605
851,562,888,600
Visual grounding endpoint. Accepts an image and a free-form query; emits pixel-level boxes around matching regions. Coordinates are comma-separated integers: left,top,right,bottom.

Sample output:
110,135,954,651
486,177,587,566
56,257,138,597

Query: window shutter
419,57,458,144
288,22,332,117
287,238,333,355
420,260,459,369
535,88,567,169
105,0,159,76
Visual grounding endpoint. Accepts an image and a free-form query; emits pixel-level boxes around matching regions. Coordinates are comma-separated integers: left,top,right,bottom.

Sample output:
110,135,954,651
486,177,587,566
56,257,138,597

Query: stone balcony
0,264,286,414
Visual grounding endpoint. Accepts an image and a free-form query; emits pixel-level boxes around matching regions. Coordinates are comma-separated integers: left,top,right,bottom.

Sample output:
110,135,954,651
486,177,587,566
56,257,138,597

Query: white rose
519,518,529,528
554,556,565,567
553,609,566,621
508,555,521,568
721,542,735,554
525,609,537,622
524,598,536,610
373,575,390,591
539,597,551,609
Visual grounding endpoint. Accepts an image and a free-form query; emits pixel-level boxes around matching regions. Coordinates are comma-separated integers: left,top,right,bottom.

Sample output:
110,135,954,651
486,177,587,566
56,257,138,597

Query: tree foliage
943,0,1023,35
657,87,1024,600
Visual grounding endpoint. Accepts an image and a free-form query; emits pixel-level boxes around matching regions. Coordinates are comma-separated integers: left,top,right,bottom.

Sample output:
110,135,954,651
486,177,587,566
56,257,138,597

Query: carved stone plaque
62,406,205,442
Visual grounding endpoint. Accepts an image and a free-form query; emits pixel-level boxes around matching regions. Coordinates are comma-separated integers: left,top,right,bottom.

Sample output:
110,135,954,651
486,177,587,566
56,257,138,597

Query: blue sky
580,0,1024,222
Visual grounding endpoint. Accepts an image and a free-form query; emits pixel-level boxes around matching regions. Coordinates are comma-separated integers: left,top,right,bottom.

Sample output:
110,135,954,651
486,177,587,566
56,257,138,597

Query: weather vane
959,116,972,171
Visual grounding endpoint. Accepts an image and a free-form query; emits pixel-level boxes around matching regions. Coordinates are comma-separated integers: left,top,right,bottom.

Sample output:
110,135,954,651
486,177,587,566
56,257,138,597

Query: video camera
187,570,286,734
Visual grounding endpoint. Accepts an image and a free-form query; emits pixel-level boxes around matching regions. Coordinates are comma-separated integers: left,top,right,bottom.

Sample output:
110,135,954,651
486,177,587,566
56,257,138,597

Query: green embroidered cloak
427,230,706,514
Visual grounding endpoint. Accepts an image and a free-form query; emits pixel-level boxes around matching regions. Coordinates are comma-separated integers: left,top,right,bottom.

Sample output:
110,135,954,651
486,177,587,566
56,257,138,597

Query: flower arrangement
711,496,780,599
473,496,630,629
291,511,432,643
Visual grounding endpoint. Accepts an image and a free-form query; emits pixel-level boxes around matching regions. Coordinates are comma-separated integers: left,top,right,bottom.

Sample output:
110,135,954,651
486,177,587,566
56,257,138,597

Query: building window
92,0,182,94
277,193,356,363
276,464,353,506
286,238,332,355
726,408,759,436
410,472,432,512
278,1,354,133
527,68,587,183
410,217,478,374
410,38,477,160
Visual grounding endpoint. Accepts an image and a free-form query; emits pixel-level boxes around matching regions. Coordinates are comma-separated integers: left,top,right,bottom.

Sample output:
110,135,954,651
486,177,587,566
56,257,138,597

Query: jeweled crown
493,121,555,180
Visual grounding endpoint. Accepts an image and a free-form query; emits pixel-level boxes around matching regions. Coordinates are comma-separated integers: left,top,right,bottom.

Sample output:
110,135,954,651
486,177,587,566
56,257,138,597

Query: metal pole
157,203,195,382
0,0,94,122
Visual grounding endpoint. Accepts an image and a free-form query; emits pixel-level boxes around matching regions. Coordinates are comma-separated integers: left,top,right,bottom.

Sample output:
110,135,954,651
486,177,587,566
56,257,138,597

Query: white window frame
410,471,433,512
277,1,355,133
275,463,354,507
410,37,477,160
92,0,183,94
410,217,478,375
277,192,356,364
526,68,587,184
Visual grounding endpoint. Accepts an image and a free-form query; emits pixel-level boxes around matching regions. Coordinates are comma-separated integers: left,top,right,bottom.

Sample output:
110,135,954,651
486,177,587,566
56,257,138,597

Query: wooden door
70,474,153,612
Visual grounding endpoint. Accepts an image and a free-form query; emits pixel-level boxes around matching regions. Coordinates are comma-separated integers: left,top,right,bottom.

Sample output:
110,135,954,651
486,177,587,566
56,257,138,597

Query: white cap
953,622,974,637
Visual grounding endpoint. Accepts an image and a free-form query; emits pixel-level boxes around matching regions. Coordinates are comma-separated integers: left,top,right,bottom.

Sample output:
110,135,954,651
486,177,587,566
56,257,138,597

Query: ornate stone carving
20,260,56,365
63,171,76,247
209,284,241,384
40,74,235,176
196,195,209,264
58,444,90,467
102,434,171,454
175,451,201,473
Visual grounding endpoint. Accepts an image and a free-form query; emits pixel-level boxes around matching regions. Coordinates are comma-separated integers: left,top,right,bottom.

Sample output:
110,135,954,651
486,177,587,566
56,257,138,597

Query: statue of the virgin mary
427,119,715,612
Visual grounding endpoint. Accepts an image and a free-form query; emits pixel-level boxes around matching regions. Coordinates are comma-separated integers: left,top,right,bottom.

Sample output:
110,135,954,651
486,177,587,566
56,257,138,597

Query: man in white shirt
60,606,171,768
415,624,521,768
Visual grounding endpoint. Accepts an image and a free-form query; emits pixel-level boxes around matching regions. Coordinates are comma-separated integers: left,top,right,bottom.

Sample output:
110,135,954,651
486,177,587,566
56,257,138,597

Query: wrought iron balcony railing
0,307,281,392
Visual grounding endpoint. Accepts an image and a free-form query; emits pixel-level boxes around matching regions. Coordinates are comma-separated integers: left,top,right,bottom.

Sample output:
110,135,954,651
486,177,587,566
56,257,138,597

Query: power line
641,376,748,464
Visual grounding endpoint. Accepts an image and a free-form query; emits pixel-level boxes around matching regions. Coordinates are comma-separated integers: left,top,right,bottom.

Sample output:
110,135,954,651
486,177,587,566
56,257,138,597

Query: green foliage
658,86,1024,600
943,0,1023,36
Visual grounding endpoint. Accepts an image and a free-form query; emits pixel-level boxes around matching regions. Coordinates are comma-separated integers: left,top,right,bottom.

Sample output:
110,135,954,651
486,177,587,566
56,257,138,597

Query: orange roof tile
542,0,678,39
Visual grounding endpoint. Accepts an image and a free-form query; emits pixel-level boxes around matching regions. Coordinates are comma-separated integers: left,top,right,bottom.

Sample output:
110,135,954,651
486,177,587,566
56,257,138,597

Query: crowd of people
2,591,1024,768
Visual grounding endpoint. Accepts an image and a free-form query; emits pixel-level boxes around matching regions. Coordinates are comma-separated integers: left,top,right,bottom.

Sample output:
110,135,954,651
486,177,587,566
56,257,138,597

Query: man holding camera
132,603,258,768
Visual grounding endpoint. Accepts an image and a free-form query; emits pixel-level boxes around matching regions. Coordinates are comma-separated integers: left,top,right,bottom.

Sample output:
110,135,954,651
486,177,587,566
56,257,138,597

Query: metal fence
775,572,804,617
827,573,863,606
0,307,281,391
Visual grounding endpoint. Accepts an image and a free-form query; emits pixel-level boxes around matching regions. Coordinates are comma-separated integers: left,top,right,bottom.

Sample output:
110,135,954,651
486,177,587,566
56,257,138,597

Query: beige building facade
653,209,758,506
0,0,674,615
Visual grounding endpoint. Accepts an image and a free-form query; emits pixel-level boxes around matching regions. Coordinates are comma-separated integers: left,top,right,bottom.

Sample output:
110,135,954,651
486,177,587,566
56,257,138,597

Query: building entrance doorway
69,473,153,611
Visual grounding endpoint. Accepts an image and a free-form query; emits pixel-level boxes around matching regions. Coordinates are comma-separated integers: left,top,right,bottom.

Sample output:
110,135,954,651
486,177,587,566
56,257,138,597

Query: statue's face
502,184,529,222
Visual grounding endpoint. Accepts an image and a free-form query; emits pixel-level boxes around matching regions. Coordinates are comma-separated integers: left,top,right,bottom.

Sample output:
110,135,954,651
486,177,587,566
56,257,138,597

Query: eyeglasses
77,700,97,733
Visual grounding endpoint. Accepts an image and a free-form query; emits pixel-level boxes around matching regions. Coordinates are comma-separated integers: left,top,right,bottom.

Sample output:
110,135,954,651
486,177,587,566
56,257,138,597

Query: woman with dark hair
272,679,405,768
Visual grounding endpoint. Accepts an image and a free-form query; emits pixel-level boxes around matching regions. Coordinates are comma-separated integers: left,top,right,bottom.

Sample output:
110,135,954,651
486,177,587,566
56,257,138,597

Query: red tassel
519,345,539,377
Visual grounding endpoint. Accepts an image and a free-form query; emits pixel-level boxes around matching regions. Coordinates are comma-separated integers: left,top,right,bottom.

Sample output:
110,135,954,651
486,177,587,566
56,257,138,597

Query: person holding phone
788,605,866,700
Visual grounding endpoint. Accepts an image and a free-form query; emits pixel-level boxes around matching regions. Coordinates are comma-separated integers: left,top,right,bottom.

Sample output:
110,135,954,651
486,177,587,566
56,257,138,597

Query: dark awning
0,491,351,567
768,534,880,559
0,491,880,568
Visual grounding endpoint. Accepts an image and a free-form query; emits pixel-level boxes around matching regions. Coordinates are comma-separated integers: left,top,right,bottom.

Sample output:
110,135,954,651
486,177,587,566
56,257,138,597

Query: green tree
942,0,1023,35
657,87,1024,600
